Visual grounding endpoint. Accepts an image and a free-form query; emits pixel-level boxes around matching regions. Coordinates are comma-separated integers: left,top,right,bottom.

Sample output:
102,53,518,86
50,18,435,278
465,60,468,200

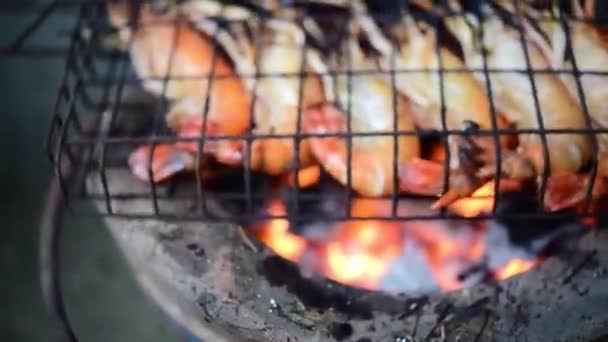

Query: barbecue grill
48,0,608,222
7,0,608,341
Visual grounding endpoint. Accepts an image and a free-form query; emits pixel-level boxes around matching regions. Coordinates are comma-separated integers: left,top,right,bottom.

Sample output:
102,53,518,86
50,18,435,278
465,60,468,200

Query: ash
382,199,582,294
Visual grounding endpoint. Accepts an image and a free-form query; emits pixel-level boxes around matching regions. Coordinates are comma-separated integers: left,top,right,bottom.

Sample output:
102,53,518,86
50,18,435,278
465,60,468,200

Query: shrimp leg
128,144,197,183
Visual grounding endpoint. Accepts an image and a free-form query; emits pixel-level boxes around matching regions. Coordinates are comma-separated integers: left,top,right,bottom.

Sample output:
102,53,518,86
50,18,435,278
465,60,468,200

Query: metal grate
9,1,604,341
45,0,608,226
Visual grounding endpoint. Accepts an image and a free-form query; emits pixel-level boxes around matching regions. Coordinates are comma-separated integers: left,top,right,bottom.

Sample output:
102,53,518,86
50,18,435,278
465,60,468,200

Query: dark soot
201,166,274,221
260,256,373,319
328,322,354,341
594,198,608,227
202,165,356,232
493,181,580,247
598,1,608,24
282,169,351,236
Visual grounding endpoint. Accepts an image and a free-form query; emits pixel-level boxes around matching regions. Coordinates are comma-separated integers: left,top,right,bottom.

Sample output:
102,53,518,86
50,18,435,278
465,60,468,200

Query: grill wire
45,0,608,226
2,0,607,341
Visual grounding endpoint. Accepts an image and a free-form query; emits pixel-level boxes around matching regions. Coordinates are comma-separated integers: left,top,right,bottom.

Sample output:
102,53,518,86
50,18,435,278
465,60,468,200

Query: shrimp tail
171,114,245,167
128,144,196,183
545,172,608,212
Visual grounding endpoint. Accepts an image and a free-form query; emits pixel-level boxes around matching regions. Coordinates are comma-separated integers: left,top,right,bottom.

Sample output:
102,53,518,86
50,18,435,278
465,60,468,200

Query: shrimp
571,0,608,48
107,1,252,182
513,1,608,210
300,32,427,197
222,19,334,175
179,7,336,176
351,2,511,207
544,151,608,212
354,5,494,135
443,2,591,187
517,1,608,127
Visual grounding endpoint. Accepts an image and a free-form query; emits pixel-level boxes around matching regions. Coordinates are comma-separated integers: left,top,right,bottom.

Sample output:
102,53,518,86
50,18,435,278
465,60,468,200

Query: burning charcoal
248,170,589,296
281,169,350,239
493,184,581,248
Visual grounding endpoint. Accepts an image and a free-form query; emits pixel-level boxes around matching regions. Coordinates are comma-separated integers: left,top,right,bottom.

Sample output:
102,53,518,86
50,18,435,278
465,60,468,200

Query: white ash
375,219,580,295
381,238,441,295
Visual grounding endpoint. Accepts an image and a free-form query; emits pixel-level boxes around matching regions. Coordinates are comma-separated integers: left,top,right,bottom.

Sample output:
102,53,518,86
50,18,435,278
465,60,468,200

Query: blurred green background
0,5,183,342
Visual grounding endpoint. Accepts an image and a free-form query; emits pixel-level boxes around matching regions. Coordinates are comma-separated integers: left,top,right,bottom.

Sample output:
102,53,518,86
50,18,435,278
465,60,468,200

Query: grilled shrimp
107,1,252,182
352,3,510,207
516,1,608,126
570,0,608,48
300,33,428,197
225,19,333,175
444,3,591,186
354,5,493,134
514,1,608,210
176,8,335,176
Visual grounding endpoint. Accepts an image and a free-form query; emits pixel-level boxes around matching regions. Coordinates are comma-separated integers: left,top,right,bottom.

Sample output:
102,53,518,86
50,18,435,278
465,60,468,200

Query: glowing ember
252,177,545,294
256,200,306,261
495,258,535,280
323,220,403,290
325,241,387,289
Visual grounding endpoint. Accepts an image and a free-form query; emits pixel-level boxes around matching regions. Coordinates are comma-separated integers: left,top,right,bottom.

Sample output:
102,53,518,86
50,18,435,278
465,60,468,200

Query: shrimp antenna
348,0,395,56
498,1,563,70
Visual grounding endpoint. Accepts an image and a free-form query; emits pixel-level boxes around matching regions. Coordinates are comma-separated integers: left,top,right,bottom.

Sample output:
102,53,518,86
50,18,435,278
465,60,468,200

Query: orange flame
324,219,403,289
325,240,389,289
256,200,306,261
254,177,537,293
495,258,535,280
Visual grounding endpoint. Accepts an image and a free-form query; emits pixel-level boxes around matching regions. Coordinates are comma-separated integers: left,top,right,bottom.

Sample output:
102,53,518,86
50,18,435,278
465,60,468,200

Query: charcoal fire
201,165,585,296
186,109,589,296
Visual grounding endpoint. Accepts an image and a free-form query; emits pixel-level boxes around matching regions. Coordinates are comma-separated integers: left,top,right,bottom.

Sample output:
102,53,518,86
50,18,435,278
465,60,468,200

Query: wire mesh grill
46,0,608,225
